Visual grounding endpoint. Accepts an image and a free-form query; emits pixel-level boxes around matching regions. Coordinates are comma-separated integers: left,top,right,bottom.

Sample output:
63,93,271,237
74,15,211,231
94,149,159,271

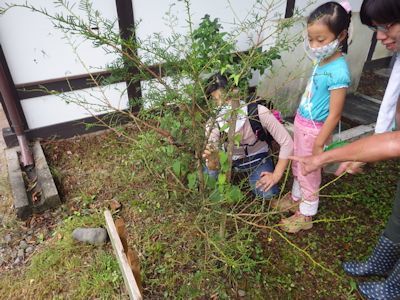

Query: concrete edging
4,141,60,219
5,147,31,220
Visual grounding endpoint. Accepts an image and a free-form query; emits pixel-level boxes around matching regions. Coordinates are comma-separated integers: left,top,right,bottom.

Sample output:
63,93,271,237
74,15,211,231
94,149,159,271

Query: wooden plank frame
284,0,295,18
104,210,142,300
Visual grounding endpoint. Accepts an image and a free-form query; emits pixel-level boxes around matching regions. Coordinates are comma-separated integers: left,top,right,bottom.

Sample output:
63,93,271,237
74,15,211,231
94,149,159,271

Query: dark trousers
384,181,400,243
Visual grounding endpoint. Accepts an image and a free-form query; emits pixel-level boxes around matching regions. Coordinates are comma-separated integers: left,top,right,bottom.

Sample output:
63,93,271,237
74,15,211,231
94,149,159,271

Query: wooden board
104,210,142,300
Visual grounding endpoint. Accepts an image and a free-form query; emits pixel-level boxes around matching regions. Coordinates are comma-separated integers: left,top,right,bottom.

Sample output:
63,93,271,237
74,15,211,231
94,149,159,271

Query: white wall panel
0,0,390,131
20,83,129,129
0,0,119,85
132,0,286,56
296,0,363,16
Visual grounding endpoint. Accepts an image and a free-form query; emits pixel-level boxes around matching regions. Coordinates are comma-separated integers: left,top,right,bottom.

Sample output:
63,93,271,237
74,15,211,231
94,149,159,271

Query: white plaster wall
20,82,129,129
0,0,391,129
296,0,363,15
0,0,119,85
132,0,286,60
0,0,123,129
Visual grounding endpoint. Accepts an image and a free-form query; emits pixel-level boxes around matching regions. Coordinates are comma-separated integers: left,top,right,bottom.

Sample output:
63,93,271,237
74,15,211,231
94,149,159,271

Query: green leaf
218,173,226,185
227,185,243,203
187,172,197,190
220,123,229,132
209,189,222,202
349,279,357,292
234,133,242,147
231,74,240,86
172,160,181,176
194,111,202,122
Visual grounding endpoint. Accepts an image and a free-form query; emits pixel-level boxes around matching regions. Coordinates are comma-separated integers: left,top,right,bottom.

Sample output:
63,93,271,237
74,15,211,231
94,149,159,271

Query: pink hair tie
339,0,352,13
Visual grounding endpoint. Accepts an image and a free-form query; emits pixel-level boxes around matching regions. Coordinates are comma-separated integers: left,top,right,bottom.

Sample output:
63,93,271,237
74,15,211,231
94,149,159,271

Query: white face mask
305,38,340,61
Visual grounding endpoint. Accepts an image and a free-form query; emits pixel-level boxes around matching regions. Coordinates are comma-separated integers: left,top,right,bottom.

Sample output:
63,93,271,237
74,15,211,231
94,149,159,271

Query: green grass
0,129,398,299
0,212,124,299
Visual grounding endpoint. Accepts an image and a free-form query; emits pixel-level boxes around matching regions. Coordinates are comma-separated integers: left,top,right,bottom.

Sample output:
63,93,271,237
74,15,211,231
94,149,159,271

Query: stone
13,257,20,265
72,228,108,245
25,246,34,254
238,290,246,297
17,249,24,257
19,240,28,250
4,234,12,244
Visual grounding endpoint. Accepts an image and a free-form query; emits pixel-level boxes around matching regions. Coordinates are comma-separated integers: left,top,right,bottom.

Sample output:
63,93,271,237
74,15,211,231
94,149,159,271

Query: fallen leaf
109,199,122,211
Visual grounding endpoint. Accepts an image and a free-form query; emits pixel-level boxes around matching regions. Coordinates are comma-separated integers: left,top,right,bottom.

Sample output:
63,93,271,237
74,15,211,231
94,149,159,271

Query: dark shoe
358,258,400,299
343,235,400,277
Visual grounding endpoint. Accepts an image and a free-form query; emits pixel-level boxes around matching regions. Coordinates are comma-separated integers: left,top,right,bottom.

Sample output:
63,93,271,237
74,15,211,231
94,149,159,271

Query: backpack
246,94,279,150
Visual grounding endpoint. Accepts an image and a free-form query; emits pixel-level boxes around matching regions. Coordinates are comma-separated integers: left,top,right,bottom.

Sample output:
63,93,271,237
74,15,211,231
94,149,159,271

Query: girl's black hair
307,1,352,53
205,73,228,98
360,0,400,27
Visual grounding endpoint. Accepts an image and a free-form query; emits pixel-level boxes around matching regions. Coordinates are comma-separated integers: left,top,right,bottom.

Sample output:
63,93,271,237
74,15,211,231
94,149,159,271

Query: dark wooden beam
115,0,142,110
363,56,392,71
15,71,111,99
2,111,131,147
366,32,377,62
285,0,295,18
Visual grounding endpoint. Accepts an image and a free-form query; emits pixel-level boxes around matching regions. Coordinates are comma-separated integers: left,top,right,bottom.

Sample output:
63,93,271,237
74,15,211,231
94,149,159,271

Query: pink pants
292,114,324,216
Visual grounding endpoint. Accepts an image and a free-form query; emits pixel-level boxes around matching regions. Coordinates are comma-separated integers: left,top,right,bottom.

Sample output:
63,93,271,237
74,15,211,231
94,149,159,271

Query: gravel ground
0,209,63,272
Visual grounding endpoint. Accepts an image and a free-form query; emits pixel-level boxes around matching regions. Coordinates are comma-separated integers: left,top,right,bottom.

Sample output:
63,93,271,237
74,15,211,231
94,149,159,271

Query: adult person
203,73,293,199
291,1,400,298
341,0,400,175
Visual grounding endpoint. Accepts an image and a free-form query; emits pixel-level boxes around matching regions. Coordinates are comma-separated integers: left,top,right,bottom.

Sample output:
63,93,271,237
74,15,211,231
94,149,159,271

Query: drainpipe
0,45,33,166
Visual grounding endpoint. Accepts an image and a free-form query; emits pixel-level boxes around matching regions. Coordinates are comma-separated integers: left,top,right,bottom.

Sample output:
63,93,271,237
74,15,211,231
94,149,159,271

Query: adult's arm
375,54,400,133
290,131,400,175
335,55,400,173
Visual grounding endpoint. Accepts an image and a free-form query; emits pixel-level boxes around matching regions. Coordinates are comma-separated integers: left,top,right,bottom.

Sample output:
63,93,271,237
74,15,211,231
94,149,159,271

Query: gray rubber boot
343,235,400,277
358,258,400,299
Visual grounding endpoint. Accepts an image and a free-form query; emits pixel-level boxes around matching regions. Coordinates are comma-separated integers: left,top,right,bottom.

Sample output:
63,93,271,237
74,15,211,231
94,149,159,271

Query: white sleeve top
375,53,400,133
206,104,293,159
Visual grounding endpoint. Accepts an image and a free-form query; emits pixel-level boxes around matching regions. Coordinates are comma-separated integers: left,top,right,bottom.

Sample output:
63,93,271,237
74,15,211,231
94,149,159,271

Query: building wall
0,0,128,129
0,0,388,133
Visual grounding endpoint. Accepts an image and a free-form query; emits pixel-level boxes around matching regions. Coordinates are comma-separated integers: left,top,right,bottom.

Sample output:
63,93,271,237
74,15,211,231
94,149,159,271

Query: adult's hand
289,155,322,176
334,161,365,176
312,144,324,156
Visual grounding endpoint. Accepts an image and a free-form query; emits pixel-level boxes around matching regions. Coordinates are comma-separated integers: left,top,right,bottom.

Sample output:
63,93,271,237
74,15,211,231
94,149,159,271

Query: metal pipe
0,45,33,166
